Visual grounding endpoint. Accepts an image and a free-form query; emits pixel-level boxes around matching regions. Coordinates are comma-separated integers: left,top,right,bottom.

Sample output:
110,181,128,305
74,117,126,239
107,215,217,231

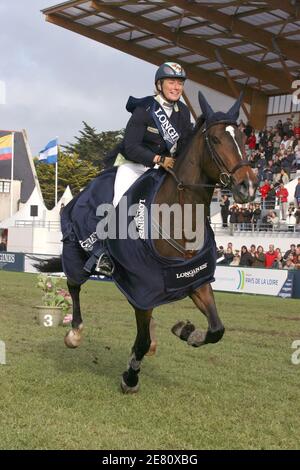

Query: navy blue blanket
107,169,216,309
61,167,216,309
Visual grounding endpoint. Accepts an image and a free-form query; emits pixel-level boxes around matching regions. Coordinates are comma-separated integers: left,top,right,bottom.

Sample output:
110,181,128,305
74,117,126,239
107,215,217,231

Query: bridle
203,120,250,188
167,120,251,191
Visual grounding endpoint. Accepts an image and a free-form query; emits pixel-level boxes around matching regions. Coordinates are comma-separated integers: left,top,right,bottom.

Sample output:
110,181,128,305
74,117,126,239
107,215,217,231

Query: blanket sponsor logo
134,199,146,239
79,232,98,251
176,262,208,279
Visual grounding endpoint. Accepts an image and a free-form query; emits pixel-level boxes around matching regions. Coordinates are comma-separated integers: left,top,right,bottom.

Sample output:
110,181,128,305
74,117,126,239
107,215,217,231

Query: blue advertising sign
0,252,25,272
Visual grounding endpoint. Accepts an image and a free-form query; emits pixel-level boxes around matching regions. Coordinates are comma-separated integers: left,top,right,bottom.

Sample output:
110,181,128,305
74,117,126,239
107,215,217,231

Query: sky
0,0,156,156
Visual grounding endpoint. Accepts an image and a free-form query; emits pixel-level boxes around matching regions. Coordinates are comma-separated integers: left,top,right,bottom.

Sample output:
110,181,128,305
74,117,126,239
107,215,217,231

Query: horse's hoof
64,324,83,349
120,377,139,394
171,320,195,341
145,340,157,356
187,329,206,347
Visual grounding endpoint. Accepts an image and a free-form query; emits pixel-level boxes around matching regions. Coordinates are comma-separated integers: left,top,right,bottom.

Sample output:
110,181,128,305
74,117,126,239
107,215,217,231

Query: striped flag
39,138,58,164
0,134,13,161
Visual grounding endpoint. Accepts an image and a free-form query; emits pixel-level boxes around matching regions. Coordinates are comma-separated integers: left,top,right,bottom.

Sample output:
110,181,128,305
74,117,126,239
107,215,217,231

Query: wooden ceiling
42,0,300,104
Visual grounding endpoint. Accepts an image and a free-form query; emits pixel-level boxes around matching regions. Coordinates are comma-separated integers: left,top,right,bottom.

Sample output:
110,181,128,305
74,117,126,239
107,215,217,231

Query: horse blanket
61,167,217,309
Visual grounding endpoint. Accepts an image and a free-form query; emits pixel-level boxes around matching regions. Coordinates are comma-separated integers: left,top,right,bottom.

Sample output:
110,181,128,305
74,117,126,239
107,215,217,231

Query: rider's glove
159,156,175,170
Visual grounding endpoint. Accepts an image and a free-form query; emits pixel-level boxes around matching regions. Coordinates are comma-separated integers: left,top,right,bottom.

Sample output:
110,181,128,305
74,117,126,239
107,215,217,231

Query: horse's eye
211,136,220,144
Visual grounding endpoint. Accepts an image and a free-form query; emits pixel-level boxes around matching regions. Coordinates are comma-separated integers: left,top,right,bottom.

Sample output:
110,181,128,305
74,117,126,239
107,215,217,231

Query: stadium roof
42,0,300,105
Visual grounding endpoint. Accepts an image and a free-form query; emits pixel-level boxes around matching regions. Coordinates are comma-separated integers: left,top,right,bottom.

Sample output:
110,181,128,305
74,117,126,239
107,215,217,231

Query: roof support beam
264,0,299,17
45,12,256,103
91,1,289,90
164,0,300,63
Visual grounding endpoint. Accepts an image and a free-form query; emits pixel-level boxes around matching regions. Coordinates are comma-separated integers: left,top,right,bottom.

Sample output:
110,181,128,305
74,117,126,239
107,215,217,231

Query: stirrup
95,254,115,277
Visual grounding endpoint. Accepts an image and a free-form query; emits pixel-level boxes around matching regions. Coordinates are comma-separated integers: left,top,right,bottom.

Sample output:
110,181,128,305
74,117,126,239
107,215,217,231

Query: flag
39,138,58,164
0,134,13,161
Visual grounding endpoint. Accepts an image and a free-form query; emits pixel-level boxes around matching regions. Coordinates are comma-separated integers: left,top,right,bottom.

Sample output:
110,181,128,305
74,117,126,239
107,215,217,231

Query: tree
63,121,124,169
35,151,98,209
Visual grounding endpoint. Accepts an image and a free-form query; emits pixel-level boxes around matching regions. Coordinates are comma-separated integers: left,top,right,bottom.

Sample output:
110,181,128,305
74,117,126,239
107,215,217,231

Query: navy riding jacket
111,95,193,167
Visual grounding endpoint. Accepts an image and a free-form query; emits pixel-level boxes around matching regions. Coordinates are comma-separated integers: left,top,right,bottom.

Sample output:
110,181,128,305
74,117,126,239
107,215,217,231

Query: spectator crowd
217,243,300,270
218,114,300,232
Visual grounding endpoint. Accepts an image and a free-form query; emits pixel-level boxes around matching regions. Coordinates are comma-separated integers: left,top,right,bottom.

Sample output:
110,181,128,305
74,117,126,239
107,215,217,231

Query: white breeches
113,162,149,207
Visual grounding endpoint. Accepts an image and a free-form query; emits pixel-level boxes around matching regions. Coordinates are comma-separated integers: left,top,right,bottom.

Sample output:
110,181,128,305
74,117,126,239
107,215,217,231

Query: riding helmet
155,62,186,85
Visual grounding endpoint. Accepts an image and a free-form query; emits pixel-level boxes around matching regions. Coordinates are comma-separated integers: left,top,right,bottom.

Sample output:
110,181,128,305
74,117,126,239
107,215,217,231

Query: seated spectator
265,244,277,268
294,254,300,269
286,205,296,227
283,244,296,262
0,237,7,252
240,245,253,267
223,247,234,265
262,161,274,182
220,194,230,228
247,131,256,150
268,211,279,229
252,203,261,230
252,245,265,268
230,255,240,266
284,257,295,270
259,179,271,209
229,203,239,236
277,169,289,186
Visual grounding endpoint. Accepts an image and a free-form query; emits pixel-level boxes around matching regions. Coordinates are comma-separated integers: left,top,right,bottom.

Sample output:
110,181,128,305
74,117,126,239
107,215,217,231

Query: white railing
15,220,61,230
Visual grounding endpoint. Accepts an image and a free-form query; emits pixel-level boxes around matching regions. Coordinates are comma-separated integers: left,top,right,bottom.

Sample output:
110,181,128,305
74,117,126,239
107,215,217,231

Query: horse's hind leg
172,283,225,347
64,280,84,349
121,308,153,394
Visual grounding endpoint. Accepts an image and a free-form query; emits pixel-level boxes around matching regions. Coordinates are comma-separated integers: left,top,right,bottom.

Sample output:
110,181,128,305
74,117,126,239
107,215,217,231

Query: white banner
213,266,292,297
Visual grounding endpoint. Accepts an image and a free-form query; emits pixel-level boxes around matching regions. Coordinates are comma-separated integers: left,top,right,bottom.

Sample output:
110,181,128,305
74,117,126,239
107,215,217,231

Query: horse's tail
32,256,63,273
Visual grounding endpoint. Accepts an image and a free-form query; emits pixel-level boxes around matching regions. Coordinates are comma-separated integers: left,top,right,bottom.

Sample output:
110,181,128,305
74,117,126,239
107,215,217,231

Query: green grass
0,270,300,450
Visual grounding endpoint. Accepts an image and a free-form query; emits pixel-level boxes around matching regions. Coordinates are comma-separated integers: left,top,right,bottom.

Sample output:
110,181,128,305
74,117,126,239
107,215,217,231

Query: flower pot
34,306,64,327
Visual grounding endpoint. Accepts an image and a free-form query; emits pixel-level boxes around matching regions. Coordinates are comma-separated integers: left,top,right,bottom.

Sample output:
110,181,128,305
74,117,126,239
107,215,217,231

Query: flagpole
10,132,15,217
55,160,58,206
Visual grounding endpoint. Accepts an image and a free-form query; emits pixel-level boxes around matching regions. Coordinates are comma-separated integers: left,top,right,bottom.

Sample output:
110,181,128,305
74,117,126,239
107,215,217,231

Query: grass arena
0,270,299,450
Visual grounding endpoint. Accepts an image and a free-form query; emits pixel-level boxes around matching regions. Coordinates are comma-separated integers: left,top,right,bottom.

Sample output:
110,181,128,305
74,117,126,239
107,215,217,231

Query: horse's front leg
172,284,225,347
121,309,153,394
64,280,84,348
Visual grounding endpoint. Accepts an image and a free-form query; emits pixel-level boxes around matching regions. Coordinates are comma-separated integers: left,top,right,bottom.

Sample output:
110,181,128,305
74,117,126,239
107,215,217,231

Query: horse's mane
193,114,206,135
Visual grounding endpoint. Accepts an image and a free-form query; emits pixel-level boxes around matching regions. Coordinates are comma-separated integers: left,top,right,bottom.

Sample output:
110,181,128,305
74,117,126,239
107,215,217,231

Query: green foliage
63,121,124,168
34,122,124,208
36,274,72,311
34,150,98,208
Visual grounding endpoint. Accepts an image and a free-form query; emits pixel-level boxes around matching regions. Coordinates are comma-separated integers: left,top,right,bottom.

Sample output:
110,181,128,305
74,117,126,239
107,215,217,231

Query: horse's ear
198,91,214,120
227,91,244,121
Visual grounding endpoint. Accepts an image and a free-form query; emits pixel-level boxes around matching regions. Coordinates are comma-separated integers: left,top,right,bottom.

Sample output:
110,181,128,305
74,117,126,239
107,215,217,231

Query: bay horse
38,92,257,393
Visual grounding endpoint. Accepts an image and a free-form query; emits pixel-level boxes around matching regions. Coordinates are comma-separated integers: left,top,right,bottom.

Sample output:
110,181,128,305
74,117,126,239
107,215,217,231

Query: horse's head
198,91,257,204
